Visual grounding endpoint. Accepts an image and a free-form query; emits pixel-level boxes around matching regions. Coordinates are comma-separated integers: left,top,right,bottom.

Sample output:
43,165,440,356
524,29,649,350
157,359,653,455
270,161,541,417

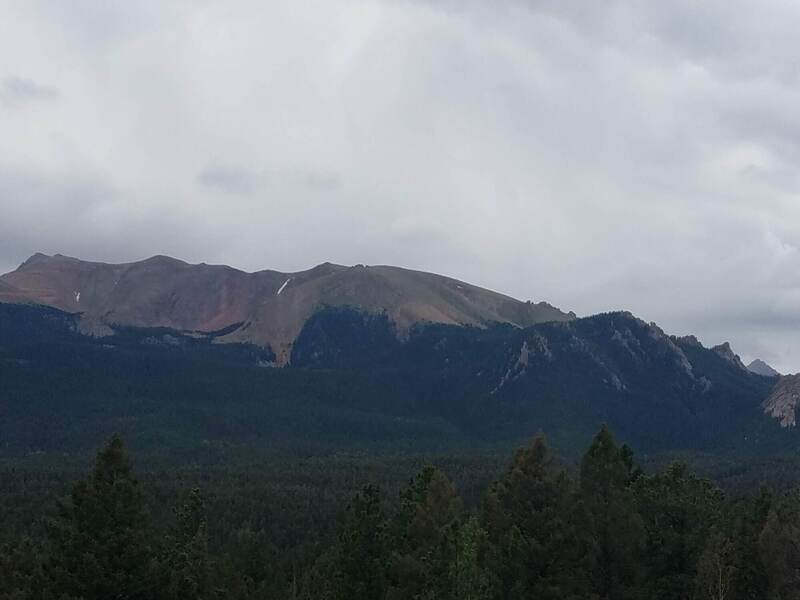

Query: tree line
2,427,799,600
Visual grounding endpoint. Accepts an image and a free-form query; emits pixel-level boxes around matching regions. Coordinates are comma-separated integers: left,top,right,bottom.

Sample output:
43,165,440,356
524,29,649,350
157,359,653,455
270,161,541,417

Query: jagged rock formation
747,359,780,378
0,253,574,364
711,342,747,371
763,375,800,428
676,335,703,348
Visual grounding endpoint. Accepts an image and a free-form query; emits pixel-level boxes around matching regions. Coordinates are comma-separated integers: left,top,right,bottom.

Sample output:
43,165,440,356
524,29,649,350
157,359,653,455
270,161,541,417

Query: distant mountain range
0,252,795,459
0,253,573,364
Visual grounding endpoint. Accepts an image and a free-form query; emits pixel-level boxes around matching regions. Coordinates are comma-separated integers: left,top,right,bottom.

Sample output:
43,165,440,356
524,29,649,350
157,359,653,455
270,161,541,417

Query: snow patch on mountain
276,278,291,296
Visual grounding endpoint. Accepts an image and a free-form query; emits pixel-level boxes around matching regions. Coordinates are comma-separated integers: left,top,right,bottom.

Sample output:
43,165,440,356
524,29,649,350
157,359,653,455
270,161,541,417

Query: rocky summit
747,358,781,377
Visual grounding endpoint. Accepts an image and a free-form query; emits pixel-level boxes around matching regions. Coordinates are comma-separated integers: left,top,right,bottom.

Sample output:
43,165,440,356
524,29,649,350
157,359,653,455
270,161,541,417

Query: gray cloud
0,166,228,269
1,1,800,371
1,76,58,107
197,165,258,195
197,164,341,195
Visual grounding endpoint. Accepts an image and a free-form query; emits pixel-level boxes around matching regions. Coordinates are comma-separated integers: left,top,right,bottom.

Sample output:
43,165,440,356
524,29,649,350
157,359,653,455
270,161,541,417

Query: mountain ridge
0,301,789,457
0,253,574,364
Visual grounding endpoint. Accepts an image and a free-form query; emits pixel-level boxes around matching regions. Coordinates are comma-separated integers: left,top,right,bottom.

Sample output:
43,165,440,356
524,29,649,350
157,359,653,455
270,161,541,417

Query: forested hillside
1,302,799,598
3,430,799,599
0,303,789,458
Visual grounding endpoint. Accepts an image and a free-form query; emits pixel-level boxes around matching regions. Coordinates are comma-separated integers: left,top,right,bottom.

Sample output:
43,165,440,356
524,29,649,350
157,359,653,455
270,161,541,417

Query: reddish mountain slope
0,279,19,295
0,253,574,363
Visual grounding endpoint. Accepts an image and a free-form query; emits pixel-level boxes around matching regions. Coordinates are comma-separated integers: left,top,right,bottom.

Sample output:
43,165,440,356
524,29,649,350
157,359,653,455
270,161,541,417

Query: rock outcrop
763,375,800,428
711,342,747,371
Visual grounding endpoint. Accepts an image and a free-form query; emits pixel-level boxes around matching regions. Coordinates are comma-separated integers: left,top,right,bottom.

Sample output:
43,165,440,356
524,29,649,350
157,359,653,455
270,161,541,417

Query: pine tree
386,466,463,600
758,489,800,600
580,425,645,600
0,538,59,600
481,434,586,600
728,486,772,599
163,488,215,600
47,434,160,600
301,484,388,600
447,517,499,600
631,462,725,600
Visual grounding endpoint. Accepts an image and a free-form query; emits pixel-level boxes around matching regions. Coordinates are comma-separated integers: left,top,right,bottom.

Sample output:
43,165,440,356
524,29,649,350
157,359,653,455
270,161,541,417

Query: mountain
0,300,789,459
0,278,26,301
747,358,781,377
0,253,794,462
763,374,800,427
0,253,574,364
290,306,785,451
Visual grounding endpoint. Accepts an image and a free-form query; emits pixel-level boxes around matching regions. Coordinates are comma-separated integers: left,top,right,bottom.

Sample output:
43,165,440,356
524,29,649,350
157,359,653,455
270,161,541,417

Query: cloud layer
1,1,800,371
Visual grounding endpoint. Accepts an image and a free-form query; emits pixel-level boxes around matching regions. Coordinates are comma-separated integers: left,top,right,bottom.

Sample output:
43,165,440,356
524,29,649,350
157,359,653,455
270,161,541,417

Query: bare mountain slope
0,279,20,295
0,253,574,363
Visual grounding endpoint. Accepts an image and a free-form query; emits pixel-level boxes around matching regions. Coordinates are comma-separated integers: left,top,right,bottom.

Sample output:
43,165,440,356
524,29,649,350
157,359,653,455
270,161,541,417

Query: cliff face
763,374,800,428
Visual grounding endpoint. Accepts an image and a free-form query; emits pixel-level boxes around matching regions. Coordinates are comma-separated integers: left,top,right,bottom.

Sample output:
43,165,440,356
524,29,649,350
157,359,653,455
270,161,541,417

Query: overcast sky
1,1,800,371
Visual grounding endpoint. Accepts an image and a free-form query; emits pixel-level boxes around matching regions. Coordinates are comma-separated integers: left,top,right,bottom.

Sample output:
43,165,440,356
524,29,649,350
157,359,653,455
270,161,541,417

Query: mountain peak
711,342,747,371
140,255,191,267
675,335,704,348
747,358,780,377
19,252,52,268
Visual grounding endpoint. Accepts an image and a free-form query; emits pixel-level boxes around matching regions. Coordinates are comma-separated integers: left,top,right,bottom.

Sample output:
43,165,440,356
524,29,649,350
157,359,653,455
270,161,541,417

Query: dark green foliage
0,538,55,600
161,488,217,600
1,414,796,599
0,303,791,463
300,485,387,600
727,486,773,599
46,434,160,600
447,517,498,600
334,484,388,600
481,434,586,599
386,466,463,600
758,489,800,599
631,463,724,600
0,303,481,458
290,307,401,368
580,425,646,600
